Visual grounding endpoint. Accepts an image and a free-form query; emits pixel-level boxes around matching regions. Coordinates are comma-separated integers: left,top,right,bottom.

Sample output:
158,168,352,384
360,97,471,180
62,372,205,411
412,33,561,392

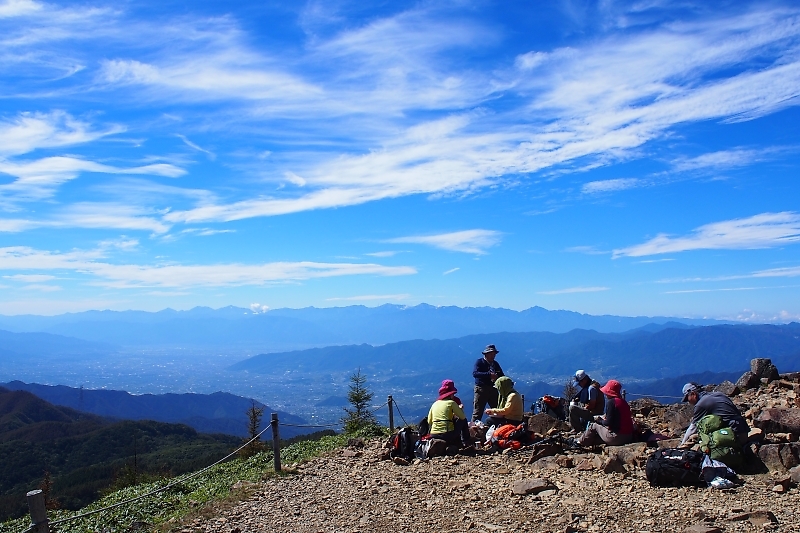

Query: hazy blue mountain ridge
230,323,800,385
1,382,308,439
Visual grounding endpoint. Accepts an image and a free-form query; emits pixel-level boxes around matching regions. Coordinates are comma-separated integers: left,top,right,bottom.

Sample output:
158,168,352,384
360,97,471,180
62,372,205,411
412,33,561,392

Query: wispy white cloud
0,245,417,288
564,245,608,255
0,0,42,18
176,134,215,160
385,229,502,255
537,286,610,295
670,148,766,173
582,178,641,194
3,273,54,282
443,267,459,275
637,258,675,264
614,212,800,258
326,294,410,301
0,156,185,204
180,228,235,237
365,251,402,258
249,303,269,313
0,111,123,157
21,283,61,292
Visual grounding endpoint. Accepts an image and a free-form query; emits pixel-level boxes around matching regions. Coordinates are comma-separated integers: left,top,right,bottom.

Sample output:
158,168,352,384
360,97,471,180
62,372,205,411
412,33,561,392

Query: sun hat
600,379,623,398
482,344,499,355
574,369,589,383
438,379,458,400
682,382,701,402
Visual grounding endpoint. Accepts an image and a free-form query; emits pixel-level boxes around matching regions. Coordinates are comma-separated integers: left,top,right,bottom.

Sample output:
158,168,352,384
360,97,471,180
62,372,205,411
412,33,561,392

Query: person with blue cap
471,344,504,422
679,382,750,447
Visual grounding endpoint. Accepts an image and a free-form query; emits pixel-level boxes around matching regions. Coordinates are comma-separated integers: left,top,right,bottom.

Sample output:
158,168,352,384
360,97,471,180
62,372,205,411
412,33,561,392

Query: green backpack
696,414,744,469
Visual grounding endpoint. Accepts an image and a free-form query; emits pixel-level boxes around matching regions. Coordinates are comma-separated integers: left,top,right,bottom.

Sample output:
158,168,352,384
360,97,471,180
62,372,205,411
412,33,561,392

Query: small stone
511,478,557,495
771,484,785,493
556,455,574,468
601,456,627,474
748,510,778,527
392,456,409,466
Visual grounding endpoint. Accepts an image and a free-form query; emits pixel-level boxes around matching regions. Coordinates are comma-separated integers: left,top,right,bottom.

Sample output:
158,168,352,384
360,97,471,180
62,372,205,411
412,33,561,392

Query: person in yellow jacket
484,376,523,427
426,379,471,447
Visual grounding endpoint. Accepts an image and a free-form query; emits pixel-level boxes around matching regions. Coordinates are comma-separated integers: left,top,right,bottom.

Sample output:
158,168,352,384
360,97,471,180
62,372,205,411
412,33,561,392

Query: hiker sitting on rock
484,376,523,428
679,383,750,448
427,379,472,448
568,370,605,432
569,379,633,448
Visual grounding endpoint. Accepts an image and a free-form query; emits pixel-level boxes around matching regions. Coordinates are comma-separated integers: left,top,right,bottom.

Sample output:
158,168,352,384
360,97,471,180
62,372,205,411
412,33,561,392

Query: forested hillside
0,388,240,521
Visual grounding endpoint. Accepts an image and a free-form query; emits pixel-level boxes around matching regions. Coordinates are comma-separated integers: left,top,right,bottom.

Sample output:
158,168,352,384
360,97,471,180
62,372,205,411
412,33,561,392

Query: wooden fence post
271,413,281,472
26,489,49,533
387,395,394,432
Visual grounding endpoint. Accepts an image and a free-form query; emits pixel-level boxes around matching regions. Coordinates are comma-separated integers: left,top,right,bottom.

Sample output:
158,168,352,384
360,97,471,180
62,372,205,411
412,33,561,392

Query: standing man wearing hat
568,370,605,432
679,382,750,447
472,344,505,422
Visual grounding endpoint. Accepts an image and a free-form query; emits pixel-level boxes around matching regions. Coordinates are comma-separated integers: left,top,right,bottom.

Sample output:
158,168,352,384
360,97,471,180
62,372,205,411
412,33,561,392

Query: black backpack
390,427,418,460
645,448,705,487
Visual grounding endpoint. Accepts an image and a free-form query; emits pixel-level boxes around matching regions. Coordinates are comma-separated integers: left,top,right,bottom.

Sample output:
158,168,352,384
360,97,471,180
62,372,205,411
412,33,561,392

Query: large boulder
753,408,800,435
757,443,800,472
605,442,648,467
525,413,570,435
751,358,780,382
713,381,739,396
736,371,760,391
662,403,693,433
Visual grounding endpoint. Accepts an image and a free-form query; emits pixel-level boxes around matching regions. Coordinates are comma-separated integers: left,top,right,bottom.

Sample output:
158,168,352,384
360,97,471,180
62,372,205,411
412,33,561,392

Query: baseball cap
682,382,700,402
574,369,588,383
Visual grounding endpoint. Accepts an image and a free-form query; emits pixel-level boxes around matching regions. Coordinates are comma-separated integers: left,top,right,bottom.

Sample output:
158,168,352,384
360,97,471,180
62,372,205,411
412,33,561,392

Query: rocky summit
180,359,800,533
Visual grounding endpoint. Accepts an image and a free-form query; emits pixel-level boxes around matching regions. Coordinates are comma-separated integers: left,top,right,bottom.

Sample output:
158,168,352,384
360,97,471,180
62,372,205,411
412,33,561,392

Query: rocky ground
175,359,800,533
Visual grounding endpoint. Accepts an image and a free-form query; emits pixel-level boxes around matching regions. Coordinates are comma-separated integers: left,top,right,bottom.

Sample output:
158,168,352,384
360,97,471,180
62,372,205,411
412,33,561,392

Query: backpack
696,415,744,470
492,423,530,450
390,427,418,460
645,448,705,487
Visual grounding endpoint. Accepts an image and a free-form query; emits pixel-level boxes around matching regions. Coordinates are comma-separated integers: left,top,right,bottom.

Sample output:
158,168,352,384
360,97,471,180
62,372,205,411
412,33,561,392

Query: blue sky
1,0,799,320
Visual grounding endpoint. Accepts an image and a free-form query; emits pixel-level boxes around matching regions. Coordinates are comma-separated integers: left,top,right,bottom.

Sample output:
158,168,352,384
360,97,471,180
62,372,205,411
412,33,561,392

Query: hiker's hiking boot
564,437,583,451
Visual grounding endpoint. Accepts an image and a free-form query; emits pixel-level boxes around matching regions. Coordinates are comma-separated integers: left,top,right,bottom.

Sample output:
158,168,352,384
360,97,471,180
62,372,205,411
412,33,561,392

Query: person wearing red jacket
569,379,633,448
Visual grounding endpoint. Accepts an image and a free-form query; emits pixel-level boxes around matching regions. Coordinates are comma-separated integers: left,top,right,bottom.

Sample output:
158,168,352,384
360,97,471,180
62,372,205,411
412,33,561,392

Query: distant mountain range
229,322,800,421
0,381,308,439
230,322,800,381
0,304,727,351
0,387,241,521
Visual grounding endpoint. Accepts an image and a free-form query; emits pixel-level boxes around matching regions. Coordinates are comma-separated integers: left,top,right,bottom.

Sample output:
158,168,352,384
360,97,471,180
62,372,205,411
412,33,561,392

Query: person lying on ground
679,383,751,447
472,344,504,422
484,376,524,428
570,379,633,448
568,369,605,432
427,379,471,448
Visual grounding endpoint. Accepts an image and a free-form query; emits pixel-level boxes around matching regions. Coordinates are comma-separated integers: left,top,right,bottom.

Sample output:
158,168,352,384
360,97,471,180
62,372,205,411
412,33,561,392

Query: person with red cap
426,379,471,448
569,379,633,448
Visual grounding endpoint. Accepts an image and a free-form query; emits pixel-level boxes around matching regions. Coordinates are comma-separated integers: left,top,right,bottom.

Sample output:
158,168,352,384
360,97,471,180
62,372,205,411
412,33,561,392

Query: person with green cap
483,376,523,427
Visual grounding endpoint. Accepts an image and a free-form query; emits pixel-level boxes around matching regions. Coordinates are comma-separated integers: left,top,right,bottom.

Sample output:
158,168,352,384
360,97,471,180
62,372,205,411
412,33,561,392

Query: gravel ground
176,443,800,533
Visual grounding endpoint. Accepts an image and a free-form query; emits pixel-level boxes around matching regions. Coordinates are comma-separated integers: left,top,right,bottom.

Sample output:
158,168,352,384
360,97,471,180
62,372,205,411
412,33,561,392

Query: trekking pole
387,395,394,432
